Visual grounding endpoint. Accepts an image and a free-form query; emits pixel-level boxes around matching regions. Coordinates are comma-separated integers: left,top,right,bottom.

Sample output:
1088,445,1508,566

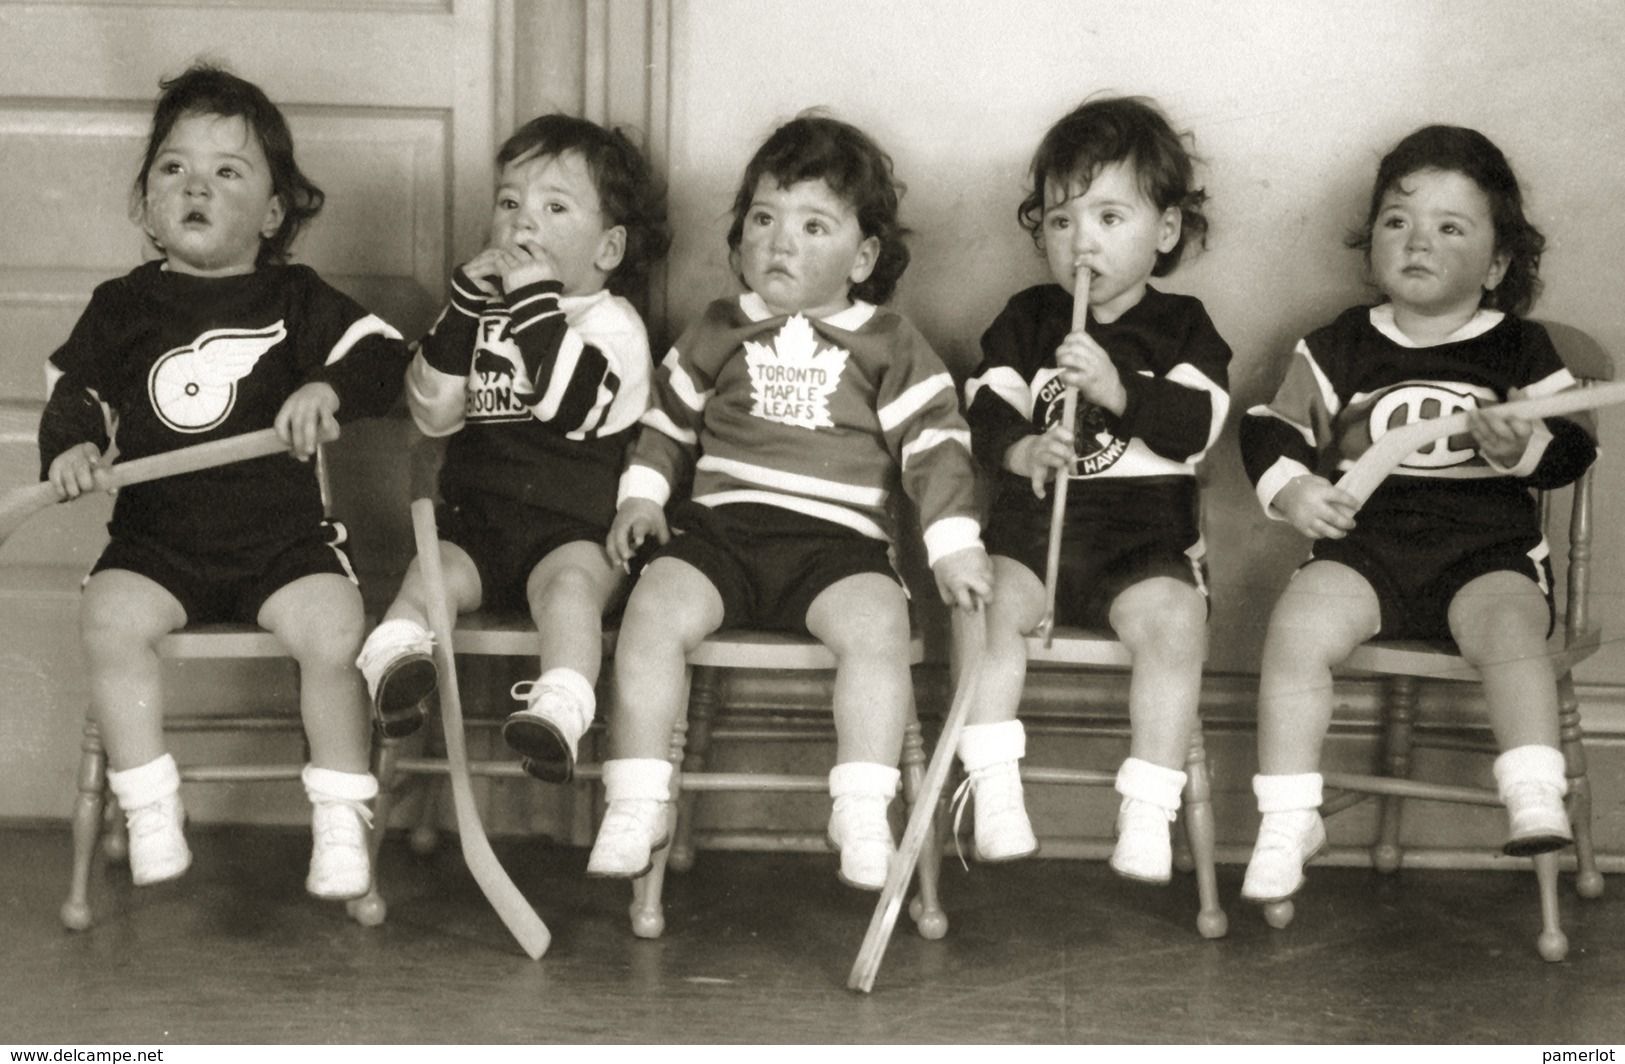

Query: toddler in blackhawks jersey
40,65,410,899
1238,125,1596,905
355,114,668,786
960,96,1230,881
588,114,993,890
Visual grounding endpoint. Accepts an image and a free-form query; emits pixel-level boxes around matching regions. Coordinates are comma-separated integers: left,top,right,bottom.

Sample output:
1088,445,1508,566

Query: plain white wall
662,0,1625,676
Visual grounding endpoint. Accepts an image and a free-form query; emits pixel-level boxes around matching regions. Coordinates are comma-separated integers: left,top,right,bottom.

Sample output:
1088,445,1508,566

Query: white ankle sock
602,758,672,803
957,720,1026,773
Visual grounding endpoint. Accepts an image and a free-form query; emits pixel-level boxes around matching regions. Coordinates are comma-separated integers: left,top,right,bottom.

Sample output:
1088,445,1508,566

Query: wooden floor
5,823,1624,1044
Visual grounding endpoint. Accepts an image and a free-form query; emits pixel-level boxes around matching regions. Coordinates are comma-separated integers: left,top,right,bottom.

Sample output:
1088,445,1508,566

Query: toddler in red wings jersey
40,65,410,900
1237,125,1597,904
589,114,993,890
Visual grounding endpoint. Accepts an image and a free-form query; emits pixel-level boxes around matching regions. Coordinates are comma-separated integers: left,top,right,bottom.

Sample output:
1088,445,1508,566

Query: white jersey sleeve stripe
324,313,403,367
640,407,697,446
901,427,972,470
966,365,1031,415
878,373,954,432
533,331,587,423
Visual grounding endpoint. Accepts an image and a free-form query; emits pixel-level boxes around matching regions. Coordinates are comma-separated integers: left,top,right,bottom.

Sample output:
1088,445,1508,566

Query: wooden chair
943,627,1228,939
630,628,945,939
61,447,388,931
1260,321,1613,961
384,621,944,940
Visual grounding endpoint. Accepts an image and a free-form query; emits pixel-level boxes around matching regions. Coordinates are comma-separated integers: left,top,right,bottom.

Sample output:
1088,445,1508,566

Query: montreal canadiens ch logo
147,322,286,433
1037,373,1127,475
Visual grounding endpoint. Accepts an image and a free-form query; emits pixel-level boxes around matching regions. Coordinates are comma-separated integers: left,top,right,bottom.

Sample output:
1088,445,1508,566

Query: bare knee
1111,580,1206,659
266,581,366,669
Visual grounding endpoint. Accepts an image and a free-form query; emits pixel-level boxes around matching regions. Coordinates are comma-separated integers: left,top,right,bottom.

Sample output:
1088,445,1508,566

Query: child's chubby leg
1449,571,1571,855
1105,576,1208,884
1243,561,1380,902
587,557,724,878
503,540,626,783
259,573,377,899
354,541,482,738
952,556,1044,863
82,570,191,886
805,573,914,890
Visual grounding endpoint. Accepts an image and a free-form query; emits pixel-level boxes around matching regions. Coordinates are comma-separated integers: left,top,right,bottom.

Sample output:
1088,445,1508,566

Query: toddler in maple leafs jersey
588,114,992,890
961,97,1231,881
38,65,410,900
1237,125,1597,906
354,114,668,786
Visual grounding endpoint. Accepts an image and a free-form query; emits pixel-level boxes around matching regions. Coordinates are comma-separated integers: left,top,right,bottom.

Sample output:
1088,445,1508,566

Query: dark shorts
438,492,610,613
1313,530,1555,641
986,476,1207,628
651,501,900,636
90,520,356,626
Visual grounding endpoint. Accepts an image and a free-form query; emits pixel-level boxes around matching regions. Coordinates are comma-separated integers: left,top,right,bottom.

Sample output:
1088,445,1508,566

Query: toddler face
1370,167,1509,322
490,150,622,296
142,112,283,277
737,176,878,319
1040,160,1179,323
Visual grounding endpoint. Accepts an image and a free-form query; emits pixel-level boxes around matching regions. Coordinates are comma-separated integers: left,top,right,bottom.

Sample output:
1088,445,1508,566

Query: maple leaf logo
744,315,847,430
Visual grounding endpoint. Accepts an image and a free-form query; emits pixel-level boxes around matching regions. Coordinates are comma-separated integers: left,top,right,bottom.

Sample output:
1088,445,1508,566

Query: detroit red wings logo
147,322,286,433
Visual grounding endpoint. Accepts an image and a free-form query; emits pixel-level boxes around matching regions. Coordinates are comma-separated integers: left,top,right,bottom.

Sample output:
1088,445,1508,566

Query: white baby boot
1241,772,1327,903
1109,757,1187,884
586,758,672,879
107,753,191,887
355,618,437,738
827,762,899,891
303,765,377,900
503,667,596,783
954,720,1038,862
1494,744,1572,857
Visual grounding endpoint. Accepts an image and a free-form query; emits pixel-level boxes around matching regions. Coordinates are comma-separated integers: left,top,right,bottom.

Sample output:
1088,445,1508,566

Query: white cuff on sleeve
617,464,672,508
1484,420,1553,478
923,515,984,567
1257,458,1314,520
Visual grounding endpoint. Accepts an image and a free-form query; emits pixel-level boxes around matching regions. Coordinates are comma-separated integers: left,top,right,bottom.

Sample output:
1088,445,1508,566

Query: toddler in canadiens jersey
1237,125,1596,905
589,114,993,890
960,97,1230,881
354,114,667,785
40,66,410,899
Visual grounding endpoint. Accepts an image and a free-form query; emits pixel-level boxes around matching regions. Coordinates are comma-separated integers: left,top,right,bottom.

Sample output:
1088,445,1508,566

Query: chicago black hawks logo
1035,372,1128,475
147,322,286,433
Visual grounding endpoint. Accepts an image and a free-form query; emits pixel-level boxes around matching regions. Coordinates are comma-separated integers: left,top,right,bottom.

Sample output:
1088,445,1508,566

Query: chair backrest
1538,320,1614,645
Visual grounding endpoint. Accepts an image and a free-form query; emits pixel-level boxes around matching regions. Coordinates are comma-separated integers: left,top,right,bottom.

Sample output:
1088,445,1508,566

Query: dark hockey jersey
39,261,408,557
1240,304,1596,531
405,271,650,526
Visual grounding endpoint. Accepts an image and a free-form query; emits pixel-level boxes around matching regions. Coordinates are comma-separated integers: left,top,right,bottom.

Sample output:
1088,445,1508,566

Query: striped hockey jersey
407,271,650,524
619,292,982,565
1240,304,1596,526
965,284,1231,491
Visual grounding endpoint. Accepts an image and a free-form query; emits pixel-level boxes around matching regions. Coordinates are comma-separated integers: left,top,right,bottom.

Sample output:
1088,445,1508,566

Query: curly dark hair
1018,96,1208,277
497,114,670,298
1346,124,1544,316
134,63,323,267
726,113,911,305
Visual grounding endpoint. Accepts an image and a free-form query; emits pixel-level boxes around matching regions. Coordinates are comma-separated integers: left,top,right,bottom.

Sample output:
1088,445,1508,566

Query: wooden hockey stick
1035,266,1091,647
410,495,551,960
848,607,987,993
0,427,300,552
1336,380,1625,506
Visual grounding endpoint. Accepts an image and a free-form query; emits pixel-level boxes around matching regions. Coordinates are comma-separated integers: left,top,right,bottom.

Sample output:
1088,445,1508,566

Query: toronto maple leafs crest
147,322,287,433
744,315,847,430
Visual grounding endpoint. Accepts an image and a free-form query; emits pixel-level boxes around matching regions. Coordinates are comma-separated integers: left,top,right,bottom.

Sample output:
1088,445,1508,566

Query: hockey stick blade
411,498,551,959
848,609,987,993
1337,380,1625,506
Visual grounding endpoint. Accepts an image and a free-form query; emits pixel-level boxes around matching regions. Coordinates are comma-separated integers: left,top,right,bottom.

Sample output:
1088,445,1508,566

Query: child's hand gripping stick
408,440,551,960
1335,380,1625,506
1034,265,1091,647
0,426,325,554
848,607,988,993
